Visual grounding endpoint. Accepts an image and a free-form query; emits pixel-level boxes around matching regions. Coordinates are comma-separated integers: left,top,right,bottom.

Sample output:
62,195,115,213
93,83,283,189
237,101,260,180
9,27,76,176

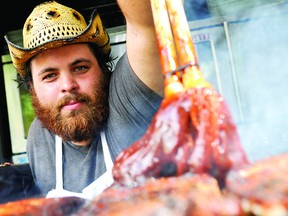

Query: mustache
57,93,90,111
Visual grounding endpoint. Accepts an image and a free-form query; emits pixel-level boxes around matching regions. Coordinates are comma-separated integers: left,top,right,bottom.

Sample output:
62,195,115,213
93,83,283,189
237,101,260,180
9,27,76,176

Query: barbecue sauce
113,87,249,188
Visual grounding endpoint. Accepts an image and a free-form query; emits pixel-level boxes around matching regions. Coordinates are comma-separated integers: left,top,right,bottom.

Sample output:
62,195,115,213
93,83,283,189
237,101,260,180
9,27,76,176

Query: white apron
46,131,114,200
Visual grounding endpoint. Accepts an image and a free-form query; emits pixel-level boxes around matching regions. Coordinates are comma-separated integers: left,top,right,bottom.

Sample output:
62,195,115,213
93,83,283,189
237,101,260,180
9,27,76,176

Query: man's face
29,43,109,144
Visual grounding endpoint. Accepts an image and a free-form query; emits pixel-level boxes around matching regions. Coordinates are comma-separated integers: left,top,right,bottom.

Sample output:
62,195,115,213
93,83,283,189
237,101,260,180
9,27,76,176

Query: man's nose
60,74,78,93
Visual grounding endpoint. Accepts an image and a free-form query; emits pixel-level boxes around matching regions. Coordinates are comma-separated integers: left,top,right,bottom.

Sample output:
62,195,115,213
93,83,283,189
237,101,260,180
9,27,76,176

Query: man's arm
117,0,164,96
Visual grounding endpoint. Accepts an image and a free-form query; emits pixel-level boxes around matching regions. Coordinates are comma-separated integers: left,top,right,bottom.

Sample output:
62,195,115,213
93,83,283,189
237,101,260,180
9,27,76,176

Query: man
5,0,164,199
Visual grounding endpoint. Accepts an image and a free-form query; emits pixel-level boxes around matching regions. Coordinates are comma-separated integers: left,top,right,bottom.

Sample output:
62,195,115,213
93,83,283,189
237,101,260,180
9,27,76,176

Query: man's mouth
62,100,83,111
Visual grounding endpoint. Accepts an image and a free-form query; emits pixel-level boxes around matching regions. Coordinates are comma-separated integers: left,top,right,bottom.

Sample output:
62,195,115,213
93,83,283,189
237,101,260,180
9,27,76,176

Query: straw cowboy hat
4,1,111,76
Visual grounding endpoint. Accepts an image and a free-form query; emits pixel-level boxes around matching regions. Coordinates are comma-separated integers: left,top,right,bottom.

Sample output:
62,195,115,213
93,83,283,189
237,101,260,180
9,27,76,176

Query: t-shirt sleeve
107,53,163,156
26,118,56,196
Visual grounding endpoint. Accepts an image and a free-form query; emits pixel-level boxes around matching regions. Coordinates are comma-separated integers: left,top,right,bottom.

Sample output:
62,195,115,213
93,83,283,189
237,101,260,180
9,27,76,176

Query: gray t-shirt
26,53,163,196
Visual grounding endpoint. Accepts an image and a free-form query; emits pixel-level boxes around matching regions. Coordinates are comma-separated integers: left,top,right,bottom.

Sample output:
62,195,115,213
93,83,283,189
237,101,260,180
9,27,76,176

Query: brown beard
30,76,109,142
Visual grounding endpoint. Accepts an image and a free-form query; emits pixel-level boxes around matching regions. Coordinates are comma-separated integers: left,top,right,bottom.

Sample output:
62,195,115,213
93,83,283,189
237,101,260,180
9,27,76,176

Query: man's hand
116,0,164,96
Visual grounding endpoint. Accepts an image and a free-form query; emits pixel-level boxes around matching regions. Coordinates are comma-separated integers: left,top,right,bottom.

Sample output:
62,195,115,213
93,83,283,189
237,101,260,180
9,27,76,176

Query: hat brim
4,9,110,76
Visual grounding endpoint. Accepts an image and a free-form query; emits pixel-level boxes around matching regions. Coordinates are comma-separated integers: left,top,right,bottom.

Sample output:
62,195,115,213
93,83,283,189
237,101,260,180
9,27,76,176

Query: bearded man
5,0,163,199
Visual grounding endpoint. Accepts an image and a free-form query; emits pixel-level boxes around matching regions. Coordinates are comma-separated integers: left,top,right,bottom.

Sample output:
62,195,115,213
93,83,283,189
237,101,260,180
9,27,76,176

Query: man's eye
43,73,56,81
74,65,89,72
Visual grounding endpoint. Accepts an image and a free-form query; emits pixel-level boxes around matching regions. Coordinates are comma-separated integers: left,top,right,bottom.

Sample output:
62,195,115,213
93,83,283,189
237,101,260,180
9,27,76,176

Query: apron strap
81,131,114,198
50,132,114,200
55,135,63,190
100,131,114,170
